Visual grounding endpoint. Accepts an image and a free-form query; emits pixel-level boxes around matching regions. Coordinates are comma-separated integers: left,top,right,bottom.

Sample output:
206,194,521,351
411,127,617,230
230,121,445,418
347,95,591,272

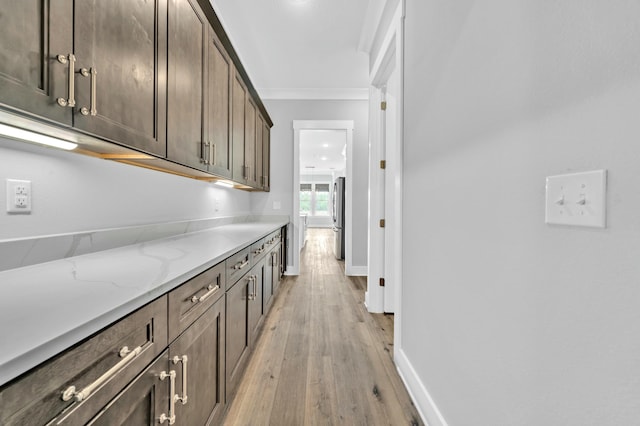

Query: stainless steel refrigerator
332,177,345,260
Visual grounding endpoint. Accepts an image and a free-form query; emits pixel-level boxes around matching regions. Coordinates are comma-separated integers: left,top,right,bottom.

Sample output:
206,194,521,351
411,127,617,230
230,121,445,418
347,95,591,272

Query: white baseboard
346,265,367,276
395,348,448,426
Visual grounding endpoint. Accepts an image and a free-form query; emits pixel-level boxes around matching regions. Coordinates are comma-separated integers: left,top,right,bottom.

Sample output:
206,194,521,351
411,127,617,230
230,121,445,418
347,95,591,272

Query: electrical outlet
6,179,32,214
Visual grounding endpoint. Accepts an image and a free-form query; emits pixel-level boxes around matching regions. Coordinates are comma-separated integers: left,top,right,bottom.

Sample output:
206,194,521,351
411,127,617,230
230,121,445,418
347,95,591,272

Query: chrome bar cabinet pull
61,345,143,402
159,370,177,424
80,67,97,116
172,355,189,405
56,53,76,108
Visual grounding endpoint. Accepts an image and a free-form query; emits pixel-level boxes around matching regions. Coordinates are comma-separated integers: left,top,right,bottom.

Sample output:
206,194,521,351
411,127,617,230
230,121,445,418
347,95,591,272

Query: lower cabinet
0,296,167,426
170,295,225,426
86,353,170,425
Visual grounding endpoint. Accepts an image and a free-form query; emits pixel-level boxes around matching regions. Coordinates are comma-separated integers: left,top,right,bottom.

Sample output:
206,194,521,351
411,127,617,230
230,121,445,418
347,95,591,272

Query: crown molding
258,88,369,100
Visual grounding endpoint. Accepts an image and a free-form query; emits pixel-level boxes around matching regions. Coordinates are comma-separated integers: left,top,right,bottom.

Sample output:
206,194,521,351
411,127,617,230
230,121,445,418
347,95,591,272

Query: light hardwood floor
224,228,423,425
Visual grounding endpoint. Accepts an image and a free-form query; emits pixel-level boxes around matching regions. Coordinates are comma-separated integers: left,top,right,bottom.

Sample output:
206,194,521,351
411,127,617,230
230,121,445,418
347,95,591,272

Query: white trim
347,266,367,276
395,349,449,426
357,0,387,53
292,120,355,276
259,88,369,101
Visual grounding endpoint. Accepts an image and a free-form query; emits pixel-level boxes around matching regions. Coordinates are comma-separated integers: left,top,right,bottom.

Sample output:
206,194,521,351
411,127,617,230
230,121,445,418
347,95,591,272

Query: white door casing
291,120,354,276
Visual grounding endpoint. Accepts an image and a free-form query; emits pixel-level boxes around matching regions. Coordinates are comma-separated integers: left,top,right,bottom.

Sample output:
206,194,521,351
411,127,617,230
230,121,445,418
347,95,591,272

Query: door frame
291,120,354,275
366,0,405,348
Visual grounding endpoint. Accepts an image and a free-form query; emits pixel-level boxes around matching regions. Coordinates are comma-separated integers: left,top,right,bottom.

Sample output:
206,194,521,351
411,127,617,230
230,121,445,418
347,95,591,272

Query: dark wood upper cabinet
231,73,247,183
74,0,168,157
0,0,73,124
207,34,233,178
0,0,270,189
244,98,258,187
262,120,271,191
167,0,207,170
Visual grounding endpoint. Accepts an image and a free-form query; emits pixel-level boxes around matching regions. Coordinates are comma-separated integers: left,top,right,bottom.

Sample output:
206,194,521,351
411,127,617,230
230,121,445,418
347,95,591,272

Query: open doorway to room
291,120,354,276
299,129,347,258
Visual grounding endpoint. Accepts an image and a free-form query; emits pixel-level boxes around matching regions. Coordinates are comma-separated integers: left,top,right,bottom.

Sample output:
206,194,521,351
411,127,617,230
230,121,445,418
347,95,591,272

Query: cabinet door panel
74,0,167,156
244,98,257,187
87,353,169,426
255,114,264,188
207,35,232,178
167,0,207,169
231,74,246,183
0,0,72,124
248,262,264,345
170,297,225,426
263,123,271,191
263,251,274,312
225,275,250,400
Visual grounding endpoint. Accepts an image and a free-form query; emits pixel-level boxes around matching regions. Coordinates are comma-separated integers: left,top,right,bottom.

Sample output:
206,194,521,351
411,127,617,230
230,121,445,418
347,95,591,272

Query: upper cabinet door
231,73,246,183
74,0,168,157
244,98,257,187
262,122,271,191
167,0,207,170
207,34,232,178
0,0,73,125
255,114,264,189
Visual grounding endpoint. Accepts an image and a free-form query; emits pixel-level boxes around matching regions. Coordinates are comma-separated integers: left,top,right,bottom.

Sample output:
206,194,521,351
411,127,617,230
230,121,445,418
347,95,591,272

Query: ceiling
300,130,346,174
210,0,371,98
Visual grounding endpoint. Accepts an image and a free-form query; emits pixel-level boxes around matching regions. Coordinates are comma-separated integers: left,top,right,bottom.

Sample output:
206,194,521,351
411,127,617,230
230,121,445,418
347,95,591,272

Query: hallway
224,228,422,425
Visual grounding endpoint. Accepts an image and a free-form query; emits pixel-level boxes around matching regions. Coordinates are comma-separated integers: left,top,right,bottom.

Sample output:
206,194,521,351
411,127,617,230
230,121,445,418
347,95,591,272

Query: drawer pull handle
61,345,143,402
201,141,211,165
191,284,220,303
234,258,249,270
173,355,189,405
159,370,177,424
56,53,76,108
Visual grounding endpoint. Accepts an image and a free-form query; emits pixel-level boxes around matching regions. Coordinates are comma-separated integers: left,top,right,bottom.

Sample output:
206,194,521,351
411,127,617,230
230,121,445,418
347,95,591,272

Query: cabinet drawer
168,261,225,341
250,238,267,263
226,247,251,288
0,296,168,426
263,231,278,251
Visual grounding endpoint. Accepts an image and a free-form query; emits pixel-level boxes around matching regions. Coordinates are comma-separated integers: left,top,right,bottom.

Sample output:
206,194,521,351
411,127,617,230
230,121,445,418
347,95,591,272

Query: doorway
291,120,354,276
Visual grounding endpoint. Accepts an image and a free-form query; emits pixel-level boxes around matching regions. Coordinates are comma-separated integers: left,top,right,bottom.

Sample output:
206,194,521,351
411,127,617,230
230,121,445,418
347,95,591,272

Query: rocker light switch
545,170,606,228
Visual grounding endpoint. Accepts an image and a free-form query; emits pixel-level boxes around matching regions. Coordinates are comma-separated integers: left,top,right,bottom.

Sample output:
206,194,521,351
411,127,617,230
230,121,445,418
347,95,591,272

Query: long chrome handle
191,284,220,303
61,345,143,402
252,275,258,300
233,258,249,270
202,141,211,165
211,143,216,166
80,67,97,116
159,370,177,424
56,54,76,108
172,355,188,405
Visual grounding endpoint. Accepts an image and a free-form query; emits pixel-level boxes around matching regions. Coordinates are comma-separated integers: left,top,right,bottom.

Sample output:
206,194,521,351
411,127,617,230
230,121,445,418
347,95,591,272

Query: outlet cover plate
545,170,606,228
6,179,32,214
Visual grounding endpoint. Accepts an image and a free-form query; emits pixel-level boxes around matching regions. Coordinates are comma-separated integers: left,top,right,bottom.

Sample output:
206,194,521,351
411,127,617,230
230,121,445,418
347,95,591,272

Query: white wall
401,1,640,425
251,99,369,268
0,137,250,240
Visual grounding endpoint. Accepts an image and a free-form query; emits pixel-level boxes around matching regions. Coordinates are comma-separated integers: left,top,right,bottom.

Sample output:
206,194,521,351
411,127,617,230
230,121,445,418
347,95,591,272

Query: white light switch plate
545,170,606,228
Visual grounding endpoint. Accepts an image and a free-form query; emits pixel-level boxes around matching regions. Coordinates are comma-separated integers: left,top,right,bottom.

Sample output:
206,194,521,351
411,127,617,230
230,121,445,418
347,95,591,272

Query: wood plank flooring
224,228,423,426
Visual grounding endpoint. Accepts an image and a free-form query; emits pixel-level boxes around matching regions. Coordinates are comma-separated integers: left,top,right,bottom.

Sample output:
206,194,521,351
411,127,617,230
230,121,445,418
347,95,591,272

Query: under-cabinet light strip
0,123,78,151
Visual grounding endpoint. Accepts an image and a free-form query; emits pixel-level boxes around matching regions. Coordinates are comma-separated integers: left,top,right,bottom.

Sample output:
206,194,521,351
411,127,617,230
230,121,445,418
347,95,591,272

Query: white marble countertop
0,220,287,386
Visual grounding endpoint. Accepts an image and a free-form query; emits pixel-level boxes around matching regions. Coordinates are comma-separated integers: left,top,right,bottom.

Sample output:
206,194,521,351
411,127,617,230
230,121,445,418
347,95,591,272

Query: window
300,182,330,216
300,183,312,215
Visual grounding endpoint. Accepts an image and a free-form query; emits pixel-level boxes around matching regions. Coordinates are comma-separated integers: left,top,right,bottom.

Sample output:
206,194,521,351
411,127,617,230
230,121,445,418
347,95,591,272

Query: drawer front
0,296,168,426
226,247,251,288
249,238,267,264
263,231,279,252
168,261,225,341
